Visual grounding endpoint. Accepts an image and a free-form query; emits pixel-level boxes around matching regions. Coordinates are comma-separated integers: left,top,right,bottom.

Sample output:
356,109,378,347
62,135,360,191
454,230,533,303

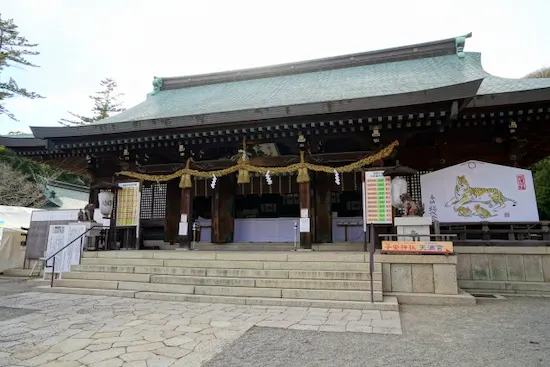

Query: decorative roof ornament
455,32,472,59
149,77,163,96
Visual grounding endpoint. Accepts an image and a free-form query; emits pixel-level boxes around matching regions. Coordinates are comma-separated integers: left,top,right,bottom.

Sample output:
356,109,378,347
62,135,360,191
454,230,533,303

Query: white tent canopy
0,205,41,272
0,205,41,231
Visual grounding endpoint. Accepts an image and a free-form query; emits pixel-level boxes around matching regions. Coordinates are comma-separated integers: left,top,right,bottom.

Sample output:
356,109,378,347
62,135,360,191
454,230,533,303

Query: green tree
532,159,550,220
524,67,550,218
0,14,44,121
0,146,89,187
59,78,125,126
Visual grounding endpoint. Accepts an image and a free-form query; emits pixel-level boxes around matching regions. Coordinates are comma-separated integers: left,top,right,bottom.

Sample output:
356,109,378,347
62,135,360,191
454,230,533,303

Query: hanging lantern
98,190,114,218
91,182,121,219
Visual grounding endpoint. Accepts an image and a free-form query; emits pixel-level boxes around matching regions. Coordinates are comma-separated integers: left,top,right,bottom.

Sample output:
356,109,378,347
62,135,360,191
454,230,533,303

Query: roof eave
30,79,483,140
468,88,550,108
0,136,46,148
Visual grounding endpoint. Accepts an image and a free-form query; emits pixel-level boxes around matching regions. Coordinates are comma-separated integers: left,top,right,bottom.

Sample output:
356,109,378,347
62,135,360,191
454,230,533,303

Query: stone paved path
0,292,401,367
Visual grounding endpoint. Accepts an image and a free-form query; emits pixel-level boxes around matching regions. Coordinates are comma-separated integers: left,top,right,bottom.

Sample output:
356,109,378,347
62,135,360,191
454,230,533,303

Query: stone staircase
35,251,397,310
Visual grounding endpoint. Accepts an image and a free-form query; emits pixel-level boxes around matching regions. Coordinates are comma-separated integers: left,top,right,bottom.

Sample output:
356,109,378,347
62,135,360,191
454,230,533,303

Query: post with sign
362,170,393,302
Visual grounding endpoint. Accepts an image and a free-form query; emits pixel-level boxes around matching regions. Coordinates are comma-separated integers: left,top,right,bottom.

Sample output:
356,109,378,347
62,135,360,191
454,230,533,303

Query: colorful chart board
363,171,393,225
381,240,453,254
116,182,141,227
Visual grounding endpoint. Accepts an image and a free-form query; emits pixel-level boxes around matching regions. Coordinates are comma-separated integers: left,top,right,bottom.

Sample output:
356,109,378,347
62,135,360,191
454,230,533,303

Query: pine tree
59,78,125,126
0,14,44,121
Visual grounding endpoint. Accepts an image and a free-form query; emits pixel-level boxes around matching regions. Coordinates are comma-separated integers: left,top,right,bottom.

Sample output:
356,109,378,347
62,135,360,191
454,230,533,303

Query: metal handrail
44,225,103,287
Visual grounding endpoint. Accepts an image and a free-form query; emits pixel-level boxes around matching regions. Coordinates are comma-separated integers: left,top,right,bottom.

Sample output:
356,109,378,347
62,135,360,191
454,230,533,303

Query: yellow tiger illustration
445,175,517,211
474,204,496,218
456,206,473,217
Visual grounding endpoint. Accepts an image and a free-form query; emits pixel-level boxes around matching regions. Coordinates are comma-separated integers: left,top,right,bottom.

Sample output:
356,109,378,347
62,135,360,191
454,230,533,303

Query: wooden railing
435,221,550,245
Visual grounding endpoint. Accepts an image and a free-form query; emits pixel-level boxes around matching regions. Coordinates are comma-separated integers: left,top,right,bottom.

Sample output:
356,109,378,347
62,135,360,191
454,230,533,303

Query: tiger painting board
420,161,539,223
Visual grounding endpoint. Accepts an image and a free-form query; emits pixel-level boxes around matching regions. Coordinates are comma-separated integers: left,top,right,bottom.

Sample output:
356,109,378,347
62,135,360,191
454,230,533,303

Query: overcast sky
1,0,549,135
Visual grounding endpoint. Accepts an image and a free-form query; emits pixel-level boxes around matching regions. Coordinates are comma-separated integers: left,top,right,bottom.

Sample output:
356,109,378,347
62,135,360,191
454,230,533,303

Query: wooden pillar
212,175,236,243
314,172,332,243
178,187,194,248
299,181,312,249
164,178,181,245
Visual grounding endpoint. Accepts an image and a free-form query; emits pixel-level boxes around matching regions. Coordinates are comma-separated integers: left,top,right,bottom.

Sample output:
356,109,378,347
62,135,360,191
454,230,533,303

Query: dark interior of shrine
191,190,363,221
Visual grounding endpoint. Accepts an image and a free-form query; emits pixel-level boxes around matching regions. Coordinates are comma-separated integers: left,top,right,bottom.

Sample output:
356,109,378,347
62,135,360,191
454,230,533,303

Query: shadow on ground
205,297,550,367
0,277,35,297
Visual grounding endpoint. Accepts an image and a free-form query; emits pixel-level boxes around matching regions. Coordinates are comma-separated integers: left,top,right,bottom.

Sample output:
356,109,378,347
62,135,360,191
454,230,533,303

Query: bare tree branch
524,67,550,79
0,161,48,207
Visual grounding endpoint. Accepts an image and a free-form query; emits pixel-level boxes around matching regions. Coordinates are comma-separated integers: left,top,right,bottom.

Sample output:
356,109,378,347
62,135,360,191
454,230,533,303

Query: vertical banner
116,182,141,227
363,171,393,225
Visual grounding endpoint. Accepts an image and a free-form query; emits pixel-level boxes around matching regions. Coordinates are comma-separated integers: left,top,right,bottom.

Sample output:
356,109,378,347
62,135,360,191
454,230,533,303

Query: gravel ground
205,297,550,367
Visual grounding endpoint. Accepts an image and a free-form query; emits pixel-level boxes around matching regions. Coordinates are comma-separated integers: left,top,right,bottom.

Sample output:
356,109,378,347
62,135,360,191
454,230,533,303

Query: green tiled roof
97,53,491,125
95,52,550,126
43,183,88,209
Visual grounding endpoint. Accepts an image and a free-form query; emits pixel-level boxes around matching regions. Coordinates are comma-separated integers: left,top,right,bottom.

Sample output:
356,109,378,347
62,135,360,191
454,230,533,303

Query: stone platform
36,251,397,311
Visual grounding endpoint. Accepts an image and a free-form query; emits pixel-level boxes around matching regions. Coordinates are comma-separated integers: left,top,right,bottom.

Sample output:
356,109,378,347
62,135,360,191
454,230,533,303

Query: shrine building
2,33,550,251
